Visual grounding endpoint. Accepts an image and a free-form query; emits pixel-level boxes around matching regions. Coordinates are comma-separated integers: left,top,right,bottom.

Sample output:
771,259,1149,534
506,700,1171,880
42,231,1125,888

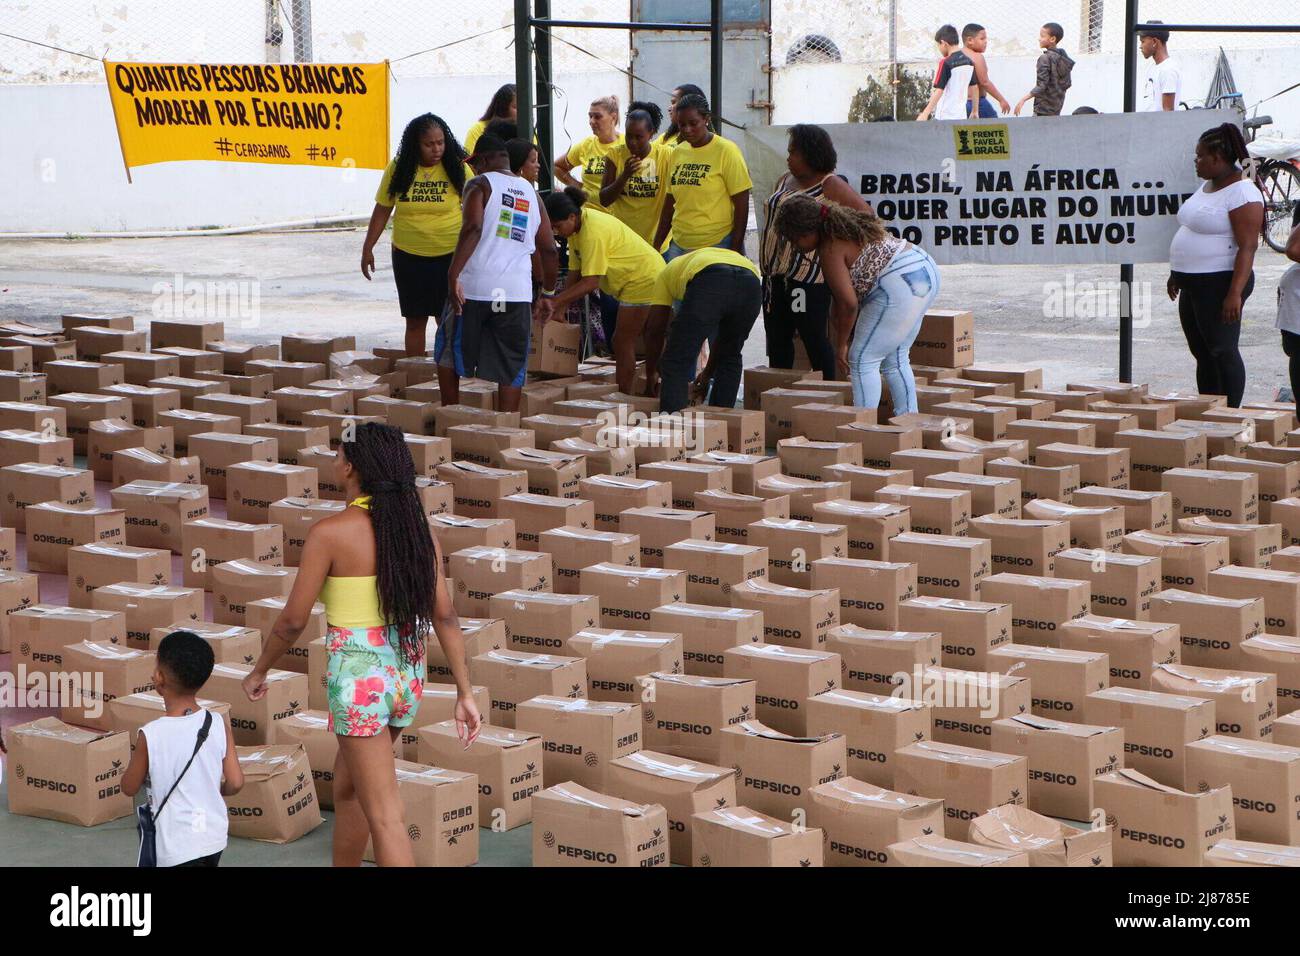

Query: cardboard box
1162,467,1259,526
1057,614,1180,689
497,493,595,552
530,783,669,867
898,596,1012,669
990,714,1123,822
496,447,587,499
729,578,840,651
367,762,480,864
968,804,1112,866
270,386,348,426
1209,565,1300,636
106,691,229,754
109,480,210,553
1073,486,1173,535
488,589,600,655
1186,735,1300,845
825,624,942,697
550,437,636,478
224,743,324,843
691,406,766,455
967,515,1071,578
45,359,124,396
648,603,763,677
424,618,504,685
1278,713,1300,748
0,462,92,531
1152,664,1277,741
789,403,874,443
811,501,908,562
746,517,847,588
1203,840,1300,866
225,462,317,524
537,525,640,594
718,720,847,819
811,557,917,631
689,451,780,495
62,313,134,332
1210,455,1300,523
1148,588,1263,669
1093,768,1233,866
1241,634,1300,716
468,649,587,728
567,628,683,702
985,458,1081,507
910,309,974,367
1053,547,1161,621
105,352,182,386
836,423,921,470
804,688,931,789
721,643,841,735
696,490,789,544
1024,499,1126,553
572,476,670,534
429,515,516,571
516,697,642,791
150,319,223,351
520,414,602,449
925,472,1021,521
393,685,491,759
889,532,991,601
187,433,275,499
24,502,125,573
1124,530,1231,594
447,546,551,617
886,834,1028,866
151,620,260,665
434,403,519,435
417,721,543,830
819,464,911,502
1115,429,1207,490
3,718,132,826
662,539,768,604
0,400,65,437
1165,420,1250,458
1085,687,1215,788
979,574,1091,647
58,640,156,731
447,424,535,467
191,392,275,426
90,582,204,650
98,383,182,430
0,371,47,404
762,388,842,444
203,662,307,745
65,543,171,607
181,514,284,586
581,562,684,628
637,461,732,511
924,664,1031,750
1203,407,1291,444
241,423,330,466
640,672,758,763
265,498,339,567
987,639,1108,715
805,776,944,868
875,484,971,537
210,558,296,625
1035,442,1130,491
1050,410,1139,446
687,806,822,867
743,366,821,410
109,448,201,488
155,409,241,453
891,740,1028,840
0,345,33,372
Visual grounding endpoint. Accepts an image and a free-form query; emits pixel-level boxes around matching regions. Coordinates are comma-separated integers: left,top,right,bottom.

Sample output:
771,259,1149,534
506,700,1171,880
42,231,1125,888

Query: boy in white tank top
121,630,244,867
439,134,559,413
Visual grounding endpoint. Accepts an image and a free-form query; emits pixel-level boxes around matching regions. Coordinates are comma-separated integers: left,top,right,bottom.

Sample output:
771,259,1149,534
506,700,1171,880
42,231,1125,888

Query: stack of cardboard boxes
5,311,1300,868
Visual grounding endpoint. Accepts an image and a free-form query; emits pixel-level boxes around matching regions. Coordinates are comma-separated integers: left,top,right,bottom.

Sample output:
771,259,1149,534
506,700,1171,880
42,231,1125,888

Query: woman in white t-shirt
1167,123,1264,407
1276,206,1300,400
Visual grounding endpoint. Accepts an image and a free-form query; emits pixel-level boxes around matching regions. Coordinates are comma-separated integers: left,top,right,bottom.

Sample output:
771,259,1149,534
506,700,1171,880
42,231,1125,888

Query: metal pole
290,0,312,62
514,0,533,143
889,0,898,119
710,0,723,125
534,0,554,192
1118,0,1139,384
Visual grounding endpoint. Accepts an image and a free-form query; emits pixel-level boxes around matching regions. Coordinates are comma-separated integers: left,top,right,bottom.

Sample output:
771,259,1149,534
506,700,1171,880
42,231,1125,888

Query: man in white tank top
439,134,559,412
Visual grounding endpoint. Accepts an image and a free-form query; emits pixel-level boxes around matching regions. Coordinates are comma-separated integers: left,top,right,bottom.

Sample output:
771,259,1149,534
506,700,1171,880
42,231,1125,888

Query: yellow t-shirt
649,247,759,307
569,208,665,305
665,134,753,250
566,135,625,212
375,160,469,257
604,141,673,248
463,119,488,155
659,131,680,148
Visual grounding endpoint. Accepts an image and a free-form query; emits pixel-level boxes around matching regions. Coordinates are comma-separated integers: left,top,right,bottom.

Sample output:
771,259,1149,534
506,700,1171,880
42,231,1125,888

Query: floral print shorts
325,624,424,738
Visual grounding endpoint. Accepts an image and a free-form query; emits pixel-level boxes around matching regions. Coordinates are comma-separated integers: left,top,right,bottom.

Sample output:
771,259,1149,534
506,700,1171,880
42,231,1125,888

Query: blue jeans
848,245,940,415
664,234,733,263
966,96,997,118
659,264,762,413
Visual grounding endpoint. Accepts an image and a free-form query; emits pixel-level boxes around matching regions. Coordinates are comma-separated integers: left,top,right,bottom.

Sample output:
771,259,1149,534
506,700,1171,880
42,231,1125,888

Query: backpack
1050,50,1074,91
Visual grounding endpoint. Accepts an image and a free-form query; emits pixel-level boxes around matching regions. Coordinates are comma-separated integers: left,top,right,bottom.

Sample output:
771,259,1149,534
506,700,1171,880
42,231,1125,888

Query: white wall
773,48,1300,136
0,69,626,233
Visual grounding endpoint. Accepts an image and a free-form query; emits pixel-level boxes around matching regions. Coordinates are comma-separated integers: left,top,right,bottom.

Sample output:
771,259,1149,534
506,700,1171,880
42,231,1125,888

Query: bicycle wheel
1259,160,1300,253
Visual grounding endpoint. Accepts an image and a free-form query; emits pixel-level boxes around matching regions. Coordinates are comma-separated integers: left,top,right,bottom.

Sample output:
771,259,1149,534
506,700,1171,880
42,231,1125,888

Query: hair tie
370,479,412,493
819,204,830,220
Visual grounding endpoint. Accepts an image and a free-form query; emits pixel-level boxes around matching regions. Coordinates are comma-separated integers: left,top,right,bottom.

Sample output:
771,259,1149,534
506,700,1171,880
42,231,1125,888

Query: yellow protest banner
103,61,390,180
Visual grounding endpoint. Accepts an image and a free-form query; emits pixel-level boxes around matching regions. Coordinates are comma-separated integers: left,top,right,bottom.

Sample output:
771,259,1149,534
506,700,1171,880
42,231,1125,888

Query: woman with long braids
1168,123,1264,407
243,423,481,867
775,195,940,414
361,113,471,357
464,83,517,155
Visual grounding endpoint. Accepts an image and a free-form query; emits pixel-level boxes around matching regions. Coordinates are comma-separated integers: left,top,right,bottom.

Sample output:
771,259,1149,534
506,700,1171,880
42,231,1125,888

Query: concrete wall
0,70,626,233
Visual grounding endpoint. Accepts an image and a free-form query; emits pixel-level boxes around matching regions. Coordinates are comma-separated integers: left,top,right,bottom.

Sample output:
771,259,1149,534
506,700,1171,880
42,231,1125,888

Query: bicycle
1199,92,1300,253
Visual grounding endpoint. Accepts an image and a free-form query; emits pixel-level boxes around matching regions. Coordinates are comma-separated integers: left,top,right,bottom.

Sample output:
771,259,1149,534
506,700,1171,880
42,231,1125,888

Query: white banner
743,110,1237,266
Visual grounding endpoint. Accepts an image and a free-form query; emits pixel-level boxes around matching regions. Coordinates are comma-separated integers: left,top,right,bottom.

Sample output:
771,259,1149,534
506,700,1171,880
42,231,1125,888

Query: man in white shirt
1140,22,1181,111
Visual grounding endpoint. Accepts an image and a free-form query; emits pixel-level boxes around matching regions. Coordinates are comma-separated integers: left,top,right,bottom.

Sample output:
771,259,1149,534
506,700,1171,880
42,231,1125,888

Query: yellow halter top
318,495,387,628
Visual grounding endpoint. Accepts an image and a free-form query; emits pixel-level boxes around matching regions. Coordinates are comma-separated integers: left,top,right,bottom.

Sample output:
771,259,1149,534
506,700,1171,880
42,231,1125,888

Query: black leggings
1174,269,1255,407
1283,331,1300,401
174,850,222,867
763,275,837,380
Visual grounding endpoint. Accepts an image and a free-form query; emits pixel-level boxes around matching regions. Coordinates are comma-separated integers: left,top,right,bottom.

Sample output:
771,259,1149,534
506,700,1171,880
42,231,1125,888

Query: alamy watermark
152,272,260,328
1,666,107,719
1043,273,1152,327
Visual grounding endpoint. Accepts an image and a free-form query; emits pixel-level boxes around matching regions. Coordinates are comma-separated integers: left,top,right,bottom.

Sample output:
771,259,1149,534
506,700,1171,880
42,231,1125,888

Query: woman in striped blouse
759,124,870,380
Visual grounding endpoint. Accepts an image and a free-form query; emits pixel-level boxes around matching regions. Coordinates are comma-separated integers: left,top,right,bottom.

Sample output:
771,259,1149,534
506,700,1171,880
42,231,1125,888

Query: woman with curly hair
361,113,471,357
775,195,940,414
244,423,481,867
